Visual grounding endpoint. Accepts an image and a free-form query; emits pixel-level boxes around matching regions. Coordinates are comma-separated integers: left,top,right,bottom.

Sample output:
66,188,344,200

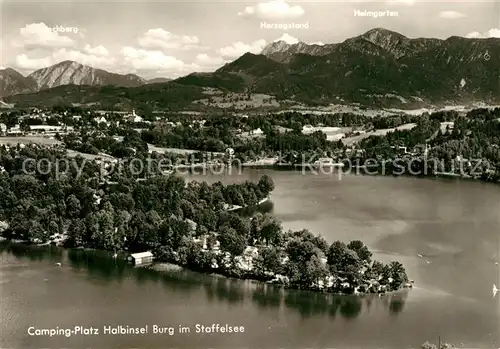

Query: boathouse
128,251,154,265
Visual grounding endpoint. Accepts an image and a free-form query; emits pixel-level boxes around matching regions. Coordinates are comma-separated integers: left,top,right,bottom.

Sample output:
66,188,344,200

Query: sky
0,0,499,79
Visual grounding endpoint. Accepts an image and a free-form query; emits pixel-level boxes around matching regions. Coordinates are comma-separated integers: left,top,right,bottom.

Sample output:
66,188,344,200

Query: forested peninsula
0,145,409,294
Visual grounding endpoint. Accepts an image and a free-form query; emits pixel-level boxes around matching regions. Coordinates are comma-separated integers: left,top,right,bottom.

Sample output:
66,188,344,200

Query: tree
366,260,385,280
182,241,213,269
251,213,282,245
347,240,372,263
67,219,87,247
28,219,46,241
158,217,189,250
327,241,348,273
206,232,218,249
109,193,135,212
388,261,408,290
312,235,328,254
146,210,161,228
250,212,263,242
283,260,302,286
220,214,249,238
66,194,81,218
219,226,246,256
286,239,318,264
257,246,281,274
20,123,31,133
258,175,274,195
260,215,282,245
339,250,362,275
302,254,329,288
180,199,195,220
197,208,217,232
11,175,40,199
92,207,115,250
344,264,362,286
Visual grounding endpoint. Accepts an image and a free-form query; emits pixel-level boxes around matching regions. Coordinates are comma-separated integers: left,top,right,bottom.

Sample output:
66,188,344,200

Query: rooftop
130,251,153,258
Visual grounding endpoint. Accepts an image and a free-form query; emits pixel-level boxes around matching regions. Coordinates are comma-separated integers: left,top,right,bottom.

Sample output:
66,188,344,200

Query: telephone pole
438,335,441,349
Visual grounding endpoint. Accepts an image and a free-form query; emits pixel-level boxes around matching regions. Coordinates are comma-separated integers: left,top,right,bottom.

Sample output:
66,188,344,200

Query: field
115,137,225,156
147,144,224,156
0,136,62,146
0,136,116,161
193,93,280,109
66,149,116,161
341,123,417,146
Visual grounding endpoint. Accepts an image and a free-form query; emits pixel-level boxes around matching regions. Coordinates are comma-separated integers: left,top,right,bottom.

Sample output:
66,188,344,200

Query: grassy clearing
66,150,116,161
0,136,63,146
341,123,417,146
147,144,224,155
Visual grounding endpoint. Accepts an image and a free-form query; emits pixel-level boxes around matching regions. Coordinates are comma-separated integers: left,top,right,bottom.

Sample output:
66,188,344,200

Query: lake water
1,170,499,349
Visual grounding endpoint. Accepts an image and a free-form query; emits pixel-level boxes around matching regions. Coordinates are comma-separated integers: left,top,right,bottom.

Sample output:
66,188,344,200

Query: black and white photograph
0,0,499,348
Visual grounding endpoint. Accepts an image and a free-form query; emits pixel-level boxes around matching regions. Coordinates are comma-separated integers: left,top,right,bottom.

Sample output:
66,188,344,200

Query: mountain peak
0,67,24,76
359,28,408,46
0,67,37,97
261,40,292,55
346,27,413,58
24,60,145,91
53,60,82,68
361,28,407,39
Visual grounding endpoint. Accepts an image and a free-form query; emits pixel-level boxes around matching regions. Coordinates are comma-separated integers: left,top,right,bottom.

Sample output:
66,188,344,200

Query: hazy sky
1,0,499,78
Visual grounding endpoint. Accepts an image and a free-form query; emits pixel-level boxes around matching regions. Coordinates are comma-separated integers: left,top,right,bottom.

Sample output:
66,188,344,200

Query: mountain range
0,61,170,97
2,28,499,108
215,28,499,105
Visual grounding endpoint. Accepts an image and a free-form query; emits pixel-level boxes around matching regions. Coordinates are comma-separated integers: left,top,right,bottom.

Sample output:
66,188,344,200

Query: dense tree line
141,125,228,153
246,112,371,130
355,108,500,180
0,145,408,294
59,129,149,158
0,146,272,247
9,107,496,182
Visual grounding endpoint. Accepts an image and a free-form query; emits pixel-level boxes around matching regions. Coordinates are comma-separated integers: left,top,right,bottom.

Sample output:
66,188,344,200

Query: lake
1,170,499,349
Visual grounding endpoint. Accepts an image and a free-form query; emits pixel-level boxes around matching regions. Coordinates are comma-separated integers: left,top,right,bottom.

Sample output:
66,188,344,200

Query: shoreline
0,240,412,297
230,161,499,184
224,197,270,212
0,194,411,297
148,260,413,297
0,164,412,298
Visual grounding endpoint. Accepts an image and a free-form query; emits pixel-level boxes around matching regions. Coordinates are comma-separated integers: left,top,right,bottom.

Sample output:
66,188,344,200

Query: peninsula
0,144,409,294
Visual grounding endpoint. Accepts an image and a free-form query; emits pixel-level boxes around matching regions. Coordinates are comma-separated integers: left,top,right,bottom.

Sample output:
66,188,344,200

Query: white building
28,125,73,134
93,116,109,125
126,110,143,123
6,125,22,136
128,251,154,266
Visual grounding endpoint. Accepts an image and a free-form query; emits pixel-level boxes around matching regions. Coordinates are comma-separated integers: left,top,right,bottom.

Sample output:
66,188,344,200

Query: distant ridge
3,28,500,108
28,60,145,90
1,61,146,97
147,77,172,84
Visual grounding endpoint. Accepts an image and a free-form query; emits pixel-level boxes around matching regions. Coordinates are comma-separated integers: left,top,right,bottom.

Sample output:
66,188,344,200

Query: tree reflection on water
2,242,63,262
1,242,408,320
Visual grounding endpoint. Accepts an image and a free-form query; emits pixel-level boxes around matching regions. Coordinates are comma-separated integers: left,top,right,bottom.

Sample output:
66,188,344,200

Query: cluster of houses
92,110,146,127
3,124,75,136
0,109,150,137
